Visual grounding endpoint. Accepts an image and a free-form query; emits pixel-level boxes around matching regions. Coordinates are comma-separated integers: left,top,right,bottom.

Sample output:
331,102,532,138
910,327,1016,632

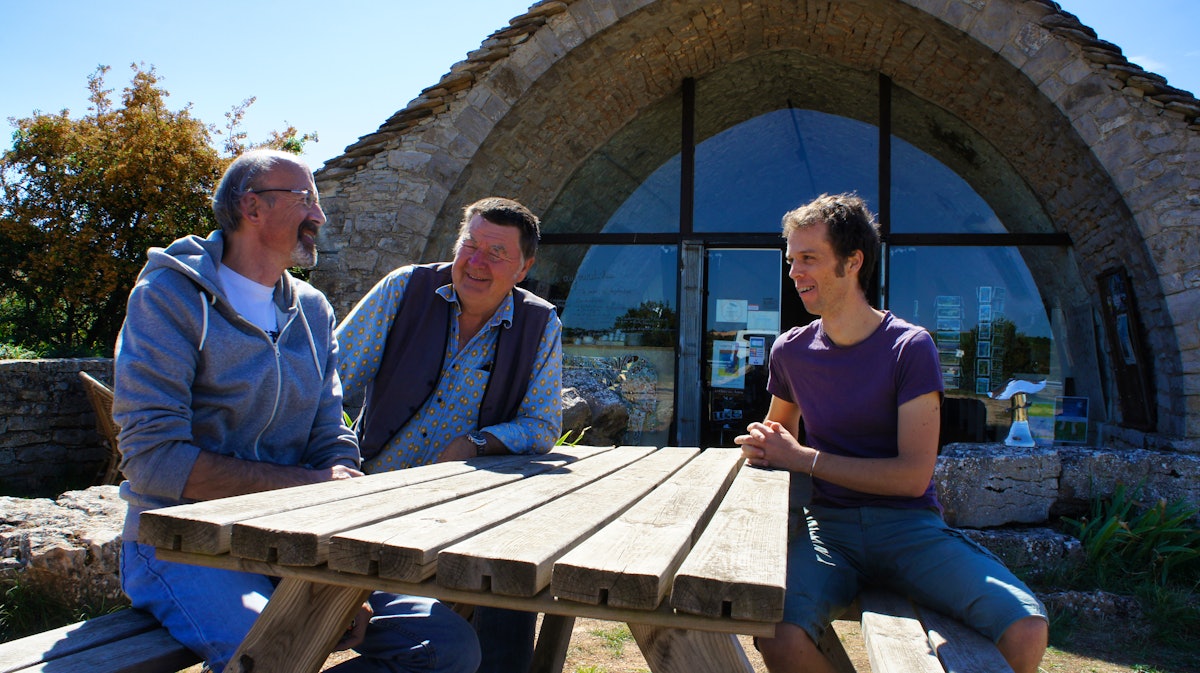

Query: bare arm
182,452,362,501
736,391,941,498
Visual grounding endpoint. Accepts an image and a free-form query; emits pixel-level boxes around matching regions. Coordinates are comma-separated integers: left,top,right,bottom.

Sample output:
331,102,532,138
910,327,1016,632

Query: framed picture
977,286,993,304
976,359,990,377
1054,396,1089,444
936,295,962,308
978,322,992,341
936,318,962,333
978,305,992,324
977,340,992,358
936,305,962,320
975,377,991,396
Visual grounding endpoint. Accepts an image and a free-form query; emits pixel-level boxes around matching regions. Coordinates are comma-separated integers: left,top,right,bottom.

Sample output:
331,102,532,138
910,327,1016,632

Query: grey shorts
783,504,1046,645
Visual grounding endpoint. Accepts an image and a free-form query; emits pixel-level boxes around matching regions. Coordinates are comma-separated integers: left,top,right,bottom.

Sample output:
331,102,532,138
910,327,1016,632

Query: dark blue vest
357,262,556,460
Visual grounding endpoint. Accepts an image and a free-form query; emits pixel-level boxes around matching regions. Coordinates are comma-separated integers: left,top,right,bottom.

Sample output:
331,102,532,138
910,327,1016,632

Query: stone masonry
0,359,112,497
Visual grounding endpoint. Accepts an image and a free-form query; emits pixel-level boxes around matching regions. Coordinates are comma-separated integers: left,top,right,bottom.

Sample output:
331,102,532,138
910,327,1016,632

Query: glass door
701,248,783,447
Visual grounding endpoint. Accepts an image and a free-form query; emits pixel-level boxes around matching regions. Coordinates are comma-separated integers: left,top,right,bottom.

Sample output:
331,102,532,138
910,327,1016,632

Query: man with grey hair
114,149,479,673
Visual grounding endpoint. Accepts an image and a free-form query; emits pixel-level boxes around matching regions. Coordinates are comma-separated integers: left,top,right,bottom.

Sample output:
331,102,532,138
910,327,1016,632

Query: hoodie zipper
250,309,297,461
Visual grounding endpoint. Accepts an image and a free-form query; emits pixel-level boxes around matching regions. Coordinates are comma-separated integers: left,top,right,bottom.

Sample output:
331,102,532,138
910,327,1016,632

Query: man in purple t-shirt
735,193,1047,673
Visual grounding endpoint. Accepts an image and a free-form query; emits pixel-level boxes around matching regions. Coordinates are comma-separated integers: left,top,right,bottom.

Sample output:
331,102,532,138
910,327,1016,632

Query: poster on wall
710,340,745,389
715,299,748,324
1054,396,1089,444
747,336,767,366
746,310,779,332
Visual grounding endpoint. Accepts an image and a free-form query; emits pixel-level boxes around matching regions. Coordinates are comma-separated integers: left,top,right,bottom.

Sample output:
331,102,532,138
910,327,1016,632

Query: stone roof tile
317,0,1198,174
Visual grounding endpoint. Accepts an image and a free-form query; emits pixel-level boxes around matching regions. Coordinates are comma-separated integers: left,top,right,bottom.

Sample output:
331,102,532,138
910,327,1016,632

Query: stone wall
0,359,113,497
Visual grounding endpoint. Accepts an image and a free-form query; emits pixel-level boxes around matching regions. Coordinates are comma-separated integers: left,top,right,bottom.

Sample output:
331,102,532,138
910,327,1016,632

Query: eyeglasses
247,188,319,209
457,240,517,266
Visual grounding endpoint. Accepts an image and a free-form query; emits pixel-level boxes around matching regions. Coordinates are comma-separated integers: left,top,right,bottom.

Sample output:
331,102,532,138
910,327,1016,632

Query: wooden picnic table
139,445,791,673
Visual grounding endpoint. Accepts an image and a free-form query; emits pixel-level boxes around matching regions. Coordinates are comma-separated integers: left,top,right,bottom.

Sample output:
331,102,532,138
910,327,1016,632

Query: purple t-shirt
766,311,944,511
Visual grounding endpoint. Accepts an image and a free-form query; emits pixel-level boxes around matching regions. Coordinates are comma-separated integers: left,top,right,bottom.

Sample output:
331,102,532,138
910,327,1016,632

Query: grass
1034,484,1200,671
0,576,125,642
589,623,634,656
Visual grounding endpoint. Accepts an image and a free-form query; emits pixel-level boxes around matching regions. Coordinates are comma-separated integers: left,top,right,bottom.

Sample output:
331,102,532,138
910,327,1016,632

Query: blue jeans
783,506,1046,646
473,607,537,673
121,542,480,673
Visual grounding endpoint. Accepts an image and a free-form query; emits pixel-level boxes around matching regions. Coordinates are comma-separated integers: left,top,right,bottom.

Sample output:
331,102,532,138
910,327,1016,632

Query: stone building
310,0,1199,450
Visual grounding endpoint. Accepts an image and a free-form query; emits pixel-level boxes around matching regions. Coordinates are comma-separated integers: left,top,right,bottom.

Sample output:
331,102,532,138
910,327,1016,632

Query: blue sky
2,1,1197,171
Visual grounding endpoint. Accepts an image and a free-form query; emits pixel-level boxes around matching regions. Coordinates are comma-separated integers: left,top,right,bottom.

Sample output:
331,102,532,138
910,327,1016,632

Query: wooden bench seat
0,608,199,673
819,588,1014,673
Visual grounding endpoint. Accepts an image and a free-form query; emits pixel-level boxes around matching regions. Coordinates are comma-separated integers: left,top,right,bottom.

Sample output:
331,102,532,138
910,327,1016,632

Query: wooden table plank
669,464,789,622
328,446,657,580
228,451,586,565
138,453,532,554
859,589,944,673
155,548,777,637
437,447,699,597
551,448,744,609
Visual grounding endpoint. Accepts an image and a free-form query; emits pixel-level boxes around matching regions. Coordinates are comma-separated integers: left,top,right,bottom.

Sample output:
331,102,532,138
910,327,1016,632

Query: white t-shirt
218,264,279,340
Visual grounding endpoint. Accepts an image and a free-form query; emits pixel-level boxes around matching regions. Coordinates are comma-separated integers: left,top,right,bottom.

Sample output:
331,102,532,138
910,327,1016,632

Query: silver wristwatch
467,431,488,456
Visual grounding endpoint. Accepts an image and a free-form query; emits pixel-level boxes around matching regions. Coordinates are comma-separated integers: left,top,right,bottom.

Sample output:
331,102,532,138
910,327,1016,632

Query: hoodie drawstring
198,291,216,351
295,300,323,377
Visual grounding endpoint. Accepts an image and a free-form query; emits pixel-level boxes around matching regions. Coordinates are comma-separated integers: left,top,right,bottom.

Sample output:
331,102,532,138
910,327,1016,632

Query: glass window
890,84,1054,235
890,135,1007,234
524,245,678,446
887,245,1066,445
694,109,880,232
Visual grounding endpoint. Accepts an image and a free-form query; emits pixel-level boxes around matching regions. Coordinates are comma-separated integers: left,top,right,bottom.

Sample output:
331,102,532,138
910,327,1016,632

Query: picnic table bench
0,608,199,673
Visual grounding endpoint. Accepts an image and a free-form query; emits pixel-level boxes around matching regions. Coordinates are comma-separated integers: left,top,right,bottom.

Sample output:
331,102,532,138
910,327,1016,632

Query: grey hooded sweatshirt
113,231,358,541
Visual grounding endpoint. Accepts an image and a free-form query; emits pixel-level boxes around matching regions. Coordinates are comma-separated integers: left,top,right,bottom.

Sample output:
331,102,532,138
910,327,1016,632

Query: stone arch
313,0,1198,438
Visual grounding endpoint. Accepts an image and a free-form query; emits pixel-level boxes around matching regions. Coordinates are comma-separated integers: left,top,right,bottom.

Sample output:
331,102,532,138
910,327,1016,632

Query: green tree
0,64,314,355
614,300,677,347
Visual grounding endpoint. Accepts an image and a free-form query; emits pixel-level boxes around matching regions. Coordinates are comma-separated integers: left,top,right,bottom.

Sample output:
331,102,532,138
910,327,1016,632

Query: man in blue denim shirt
115,149,479,673
338,197,563,673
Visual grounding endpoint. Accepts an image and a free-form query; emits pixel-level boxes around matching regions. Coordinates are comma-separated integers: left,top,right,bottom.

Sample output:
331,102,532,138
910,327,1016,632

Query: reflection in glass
888,246,1062,445
525,245,678,446
890,136,1006,234
703,249,782,447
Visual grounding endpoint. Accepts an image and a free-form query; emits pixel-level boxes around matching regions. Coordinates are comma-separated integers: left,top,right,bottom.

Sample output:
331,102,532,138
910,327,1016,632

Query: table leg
530,614,575,673
223,576,370,673
628,623,754,673
820,623,859,673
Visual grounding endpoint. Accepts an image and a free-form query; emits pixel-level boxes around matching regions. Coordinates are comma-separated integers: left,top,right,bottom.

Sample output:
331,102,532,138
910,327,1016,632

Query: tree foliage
0,64,315,355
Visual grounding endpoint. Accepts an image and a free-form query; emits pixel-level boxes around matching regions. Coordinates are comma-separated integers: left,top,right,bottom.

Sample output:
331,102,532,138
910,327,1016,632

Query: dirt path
201,612,1185,673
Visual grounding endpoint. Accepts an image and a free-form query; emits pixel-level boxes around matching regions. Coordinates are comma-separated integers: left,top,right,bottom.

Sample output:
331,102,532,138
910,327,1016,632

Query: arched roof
313,0,1199,440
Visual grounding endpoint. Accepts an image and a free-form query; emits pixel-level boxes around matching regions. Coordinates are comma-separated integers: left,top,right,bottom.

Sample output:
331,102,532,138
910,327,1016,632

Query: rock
960,526,1083,578
0,485,127,613
560,388,591,441
1055,448,1200,522
1039,589,1144,624
561,370,629,446
935,443,1061,528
